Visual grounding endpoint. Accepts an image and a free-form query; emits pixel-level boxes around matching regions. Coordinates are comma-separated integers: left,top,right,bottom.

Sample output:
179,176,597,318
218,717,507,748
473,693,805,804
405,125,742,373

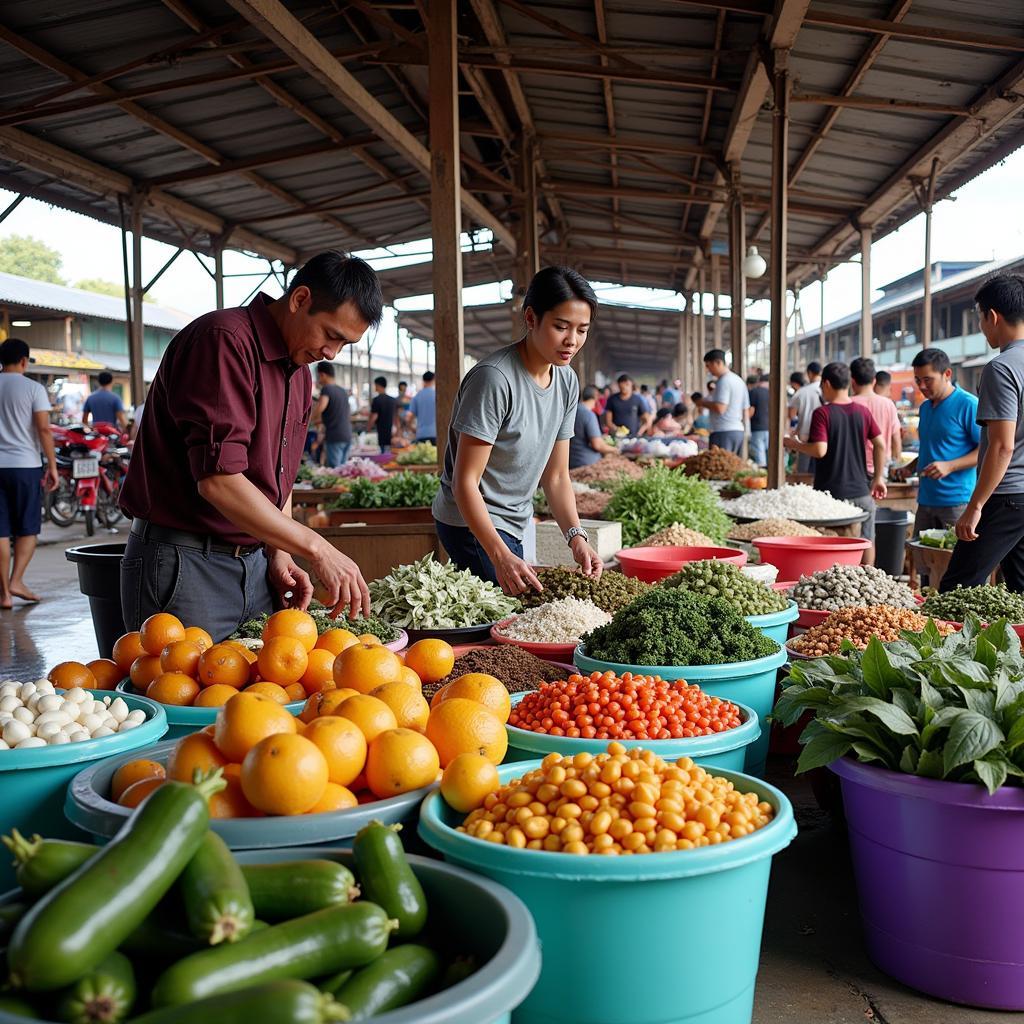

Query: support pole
430,0,464,457
697,268,707,358
214,243,225,310
711,252,722,349
729,182,746,380
767,49,790,490
677,311,686,385
860,225,873,358
922,157,938,347
818,269,827,364
512,135,540,340
129,192,145,407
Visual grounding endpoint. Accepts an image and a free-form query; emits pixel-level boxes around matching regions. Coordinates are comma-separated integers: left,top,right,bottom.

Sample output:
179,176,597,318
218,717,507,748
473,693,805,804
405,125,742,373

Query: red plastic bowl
752,536,870,580
615,545,747,583
489,617,581,664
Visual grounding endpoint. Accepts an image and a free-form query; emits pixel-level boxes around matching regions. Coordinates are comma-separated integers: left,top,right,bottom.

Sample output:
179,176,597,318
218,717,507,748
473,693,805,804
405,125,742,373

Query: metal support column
697,268,707,357
711,253,723,350
922,157,939,347
818,269,827,364
429,0,464,457
214,244,225,310
677,311,686,385
860,225,873,358
729,181,746,380
128,193,145,407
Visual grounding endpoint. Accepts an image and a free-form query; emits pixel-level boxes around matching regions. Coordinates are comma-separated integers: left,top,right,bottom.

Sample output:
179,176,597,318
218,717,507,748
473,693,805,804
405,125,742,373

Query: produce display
775,617,1024,792
660,561,790,616
727,518,822,541
429,646,564,699
583,588,778,667
603,464,732,546
369,554,519,629
719,483,861,521
681,446,750,480
788,564,917,611
788,605,955,656
495,598,611,645
638,523,720,548
233,605,400,644
327,471,440,510
921,583,1024,623
296,459,389,484
456,742,775,853
731,468,768,492
508,673,743,740
918,528,957,549
518,566,651,614
394,441,438,466
568,454,645,487
618,438,698,460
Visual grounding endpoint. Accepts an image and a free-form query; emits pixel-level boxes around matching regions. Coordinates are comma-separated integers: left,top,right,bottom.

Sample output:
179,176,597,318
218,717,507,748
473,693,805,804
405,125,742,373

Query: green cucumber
0,902,28,944
180,832,254,945
2,833,97,899
333,944,441,1019
353,822,427,940
129,980,349,1024
53,951,135,1024
240,860,358,922
150,901,396,1007
0,995,39,1018
8,772,224,992
119,912,204,963
316,969,353,997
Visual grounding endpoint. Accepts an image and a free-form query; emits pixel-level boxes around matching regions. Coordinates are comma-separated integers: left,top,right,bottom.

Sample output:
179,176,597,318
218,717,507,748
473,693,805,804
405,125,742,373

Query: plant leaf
860,638,904,698
851,740,892,768
796,727,852,773
942,709,1005,776
1006,713,1024,753
973,753,1008,794
917,748,945,778
900,746,920,773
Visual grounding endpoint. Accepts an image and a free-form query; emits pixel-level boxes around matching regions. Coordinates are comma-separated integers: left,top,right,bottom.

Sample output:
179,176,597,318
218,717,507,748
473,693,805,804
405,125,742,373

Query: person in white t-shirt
789,361,823,473
0,339,59,608
695,349,750,454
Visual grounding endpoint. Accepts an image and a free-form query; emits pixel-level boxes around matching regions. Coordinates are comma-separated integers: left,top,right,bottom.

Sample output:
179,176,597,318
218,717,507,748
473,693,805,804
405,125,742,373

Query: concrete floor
2,530,1017,1023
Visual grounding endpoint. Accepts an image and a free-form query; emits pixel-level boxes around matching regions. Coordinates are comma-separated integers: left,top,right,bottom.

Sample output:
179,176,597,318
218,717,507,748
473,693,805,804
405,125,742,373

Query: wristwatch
565,526,589,545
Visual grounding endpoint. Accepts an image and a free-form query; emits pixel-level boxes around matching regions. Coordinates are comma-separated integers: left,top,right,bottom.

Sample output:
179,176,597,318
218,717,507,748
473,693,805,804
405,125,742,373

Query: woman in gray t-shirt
433,267,603,594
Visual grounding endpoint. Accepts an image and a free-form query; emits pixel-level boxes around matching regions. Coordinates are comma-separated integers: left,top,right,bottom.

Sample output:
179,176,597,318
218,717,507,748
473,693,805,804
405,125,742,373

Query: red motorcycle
47,427,129,536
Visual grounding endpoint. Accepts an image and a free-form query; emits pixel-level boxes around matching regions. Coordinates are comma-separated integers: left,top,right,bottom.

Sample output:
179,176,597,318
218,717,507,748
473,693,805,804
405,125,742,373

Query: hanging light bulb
742,245,767,279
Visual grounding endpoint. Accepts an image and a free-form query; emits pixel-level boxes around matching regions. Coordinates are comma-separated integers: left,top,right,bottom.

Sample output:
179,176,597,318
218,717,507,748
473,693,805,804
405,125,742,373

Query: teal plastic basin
573,645,788,777
0,689,167,890
115,678,304,739
745,601,798,646
0,846,540,1024
420,760,796,1024
65,738,435,849
504,691,760,772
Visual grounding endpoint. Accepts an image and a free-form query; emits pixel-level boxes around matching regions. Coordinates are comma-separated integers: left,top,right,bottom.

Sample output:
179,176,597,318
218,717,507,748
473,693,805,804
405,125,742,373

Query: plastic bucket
573,645,788,776
0,847,540,1024
420,760,796,1024
0,689,167,889
64,542,126,659
744,601,798,645
616,545,747,583
751,536,870,579
115,679,304,739
873,508,912,577
65,737,435,849
831,757,1024,1010
490,618,579,664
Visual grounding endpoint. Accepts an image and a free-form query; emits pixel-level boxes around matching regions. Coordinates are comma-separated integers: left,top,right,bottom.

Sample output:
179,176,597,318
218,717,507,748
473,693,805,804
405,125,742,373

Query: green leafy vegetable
328,472,440,510
660,560,789,616
920,583,1024,623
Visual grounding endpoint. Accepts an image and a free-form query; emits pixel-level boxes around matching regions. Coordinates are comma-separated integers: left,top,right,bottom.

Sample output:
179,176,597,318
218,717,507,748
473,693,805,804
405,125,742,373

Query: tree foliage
0,234,65,284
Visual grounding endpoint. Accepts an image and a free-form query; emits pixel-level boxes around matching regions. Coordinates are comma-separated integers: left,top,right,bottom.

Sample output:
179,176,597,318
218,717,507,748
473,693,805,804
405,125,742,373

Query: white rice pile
719,484,860,521
498,597,611,644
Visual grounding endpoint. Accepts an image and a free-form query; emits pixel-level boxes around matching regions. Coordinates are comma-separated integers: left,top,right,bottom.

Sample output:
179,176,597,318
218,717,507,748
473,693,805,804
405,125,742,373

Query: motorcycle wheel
46,480,79,527
97,484,124,528
84,508,95,536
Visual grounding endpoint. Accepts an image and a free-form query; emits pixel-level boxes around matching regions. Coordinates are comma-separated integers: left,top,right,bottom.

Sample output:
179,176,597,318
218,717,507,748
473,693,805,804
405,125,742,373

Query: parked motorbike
47,426,128,536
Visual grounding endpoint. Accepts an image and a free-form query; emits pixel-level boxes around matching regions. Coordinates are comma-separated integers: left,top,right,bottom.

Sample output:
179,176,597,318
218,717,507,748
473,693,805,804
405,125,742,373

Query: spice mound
788,564,916,611
519,567,651,614
727,518,822,541
788,605,954,656
569,453,646,486
496,598,611,645
661,560,790,617
639,523,720,548
426,645,564,699
681,446,750,480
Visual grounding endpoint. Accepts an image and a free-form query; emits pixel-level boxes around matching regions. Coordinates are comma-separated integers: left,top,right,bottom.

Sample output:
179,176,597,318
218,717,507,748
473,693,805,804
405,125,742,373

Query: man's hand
309,537,371,618
570,535,603,578
42,466,59,493
871,479,888,500
267,549,314,610
782,434,799,451
922,460,953,480
955,503,982,542
890,465,909,482
492,548,543,596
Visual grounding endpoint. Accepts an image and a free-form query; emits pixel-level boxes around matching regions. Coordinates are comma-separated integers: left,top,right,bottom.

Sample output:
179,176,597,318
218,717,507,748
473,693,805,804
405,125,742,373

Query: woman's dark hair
288,251,384,327
656,406,674,419
523,266,598,322
976,273,1024,325
912,348,951,374
822,361,850,390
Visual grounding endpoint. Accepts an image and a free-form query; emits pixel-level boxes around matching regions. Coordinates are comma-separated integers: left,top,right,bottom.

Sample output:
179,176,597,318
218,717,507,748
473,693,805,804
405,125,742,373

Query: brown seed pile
426,645,565,699
570,454,646,486
575,490,614,518
639,524,720,548
681,446,750,480
727,518,822,541
788,605,954,657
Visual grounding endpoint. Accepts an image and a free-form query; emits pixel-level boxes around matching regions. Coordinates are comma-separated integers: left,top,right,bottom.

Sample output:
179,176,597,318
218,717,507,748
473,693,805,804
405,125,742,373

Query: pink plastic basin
490,618,579,664
752,536,869,580
616,545,747,583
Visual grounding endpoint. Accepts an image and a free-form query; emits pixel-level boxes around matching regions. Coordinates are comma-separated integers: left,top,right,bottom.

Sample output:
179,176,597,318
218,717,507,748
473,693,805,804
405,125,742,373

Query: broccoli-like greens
660,560,789,616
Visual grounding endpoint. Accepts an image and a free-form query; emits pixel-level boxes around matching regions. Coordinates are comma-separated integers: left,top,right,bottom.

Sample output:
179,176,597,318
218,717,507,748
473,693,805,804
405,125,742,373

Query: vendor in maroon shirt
120,252,383,640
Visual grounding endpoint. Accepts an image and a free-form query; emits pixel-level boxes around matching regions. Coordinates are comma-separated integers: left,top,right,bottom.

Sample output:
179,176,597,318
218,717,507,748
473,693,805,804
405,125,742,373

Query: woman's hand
492,548,543,596
570,535,603,578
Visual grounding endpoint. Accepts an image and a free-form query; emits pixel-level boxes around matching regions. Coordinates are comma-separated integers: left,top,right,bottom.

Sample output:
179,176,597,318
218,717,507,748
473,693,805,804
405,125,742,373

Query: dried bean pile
681,446,750,480
639,523,720,548
727,518,822,541
519,567,651,614
426,645,565,699
788,605,954,656
789,565,916,611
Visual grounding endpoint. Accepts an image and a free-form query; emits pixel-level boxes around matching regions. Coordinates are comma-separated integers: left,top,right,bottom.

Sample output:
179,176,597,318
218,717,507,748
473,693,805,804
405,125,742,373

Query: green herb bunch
774,616,1024,793
328,471,440,510
603,464,731,546
661,561,789,616
920,583,1024,623
519,567,651,613
395,442,438,465
583,587,777,666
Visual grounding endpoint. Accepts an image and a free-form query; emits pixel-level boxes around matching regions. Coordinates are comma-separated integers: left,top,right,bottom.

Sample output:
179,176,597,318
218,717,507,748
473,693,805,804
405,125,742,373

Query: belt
130,518,262,558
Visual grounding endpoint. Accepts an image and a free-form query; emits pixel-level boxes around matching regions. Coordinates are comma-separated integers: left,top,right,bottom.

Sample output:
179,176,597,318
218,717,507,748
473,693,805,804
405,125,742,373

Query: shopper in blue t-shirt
407,371,437,443
570,386,618,469
83,372,127,430
893,348,980,536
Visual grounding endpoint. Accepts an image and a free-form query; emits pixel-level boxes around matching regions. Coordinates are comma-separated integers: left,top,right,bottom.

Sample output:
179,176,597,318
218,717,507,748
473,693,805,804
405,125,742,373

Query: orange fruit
183,626,214,651
441,673,511,724
201,723,216,736
118,776,165,808
167,730,228,782
365,728,440,798
430,684,450,709
336,694,398,744
209,776,261,819
140,612,186,656
245,681,291,704
356,633,381,647
403,639,455,684
194,683,240,708
110,758,165,802
262,609,319,653
241,733,329,815
315,629,358,656
214,691,297,762
87,659,123,690
426,698,508,767
399,666,423,691
112,632,147,675
130,655,164,692
258,636,309,686
198,644,251,689
308,782,358,814
160,640,203,677
284,682,307,703
302,716,367,786
370,681,430,732
299,649,337,696
333,644,403,695
48,661,97,690
349,770,368,793
441,752,500,812
299,688,359,724
146,672,200,706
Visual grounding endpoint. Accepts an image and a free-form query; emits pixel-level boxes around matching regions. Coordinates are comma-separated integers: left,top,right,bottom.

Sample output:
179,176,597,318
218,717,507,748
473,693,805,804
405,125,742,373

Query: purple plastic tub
832,756,1024,1009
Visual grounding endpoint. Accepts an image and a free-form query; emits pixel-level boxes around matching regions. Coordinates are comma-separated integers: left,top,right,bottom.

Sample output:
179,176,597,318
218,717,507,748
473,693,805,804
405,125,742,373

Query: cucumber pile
1,771,471,1022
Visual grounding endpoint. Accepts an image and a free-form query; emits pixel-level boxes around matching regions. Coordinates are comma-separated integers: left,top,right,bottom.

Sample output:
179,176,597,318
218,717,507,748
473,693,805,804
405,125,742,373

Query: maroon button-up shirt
121,294,312,546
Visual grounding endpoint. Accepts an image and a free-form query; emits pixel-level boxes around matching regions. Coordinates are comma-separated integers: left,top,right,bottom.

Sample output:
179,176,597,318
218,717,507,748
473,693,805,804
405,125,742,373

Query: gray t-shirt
793,380,823,441
976,339,1024,494
433,344,578,538
708,370,748,432
0,372,50,469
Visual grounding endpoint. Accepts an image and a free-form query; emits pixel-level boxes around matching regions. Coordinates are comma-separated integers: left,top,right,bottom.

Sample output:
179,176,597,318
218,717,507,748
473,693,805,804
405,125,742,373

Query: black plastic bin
65,542,126,659
874,508,912,577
